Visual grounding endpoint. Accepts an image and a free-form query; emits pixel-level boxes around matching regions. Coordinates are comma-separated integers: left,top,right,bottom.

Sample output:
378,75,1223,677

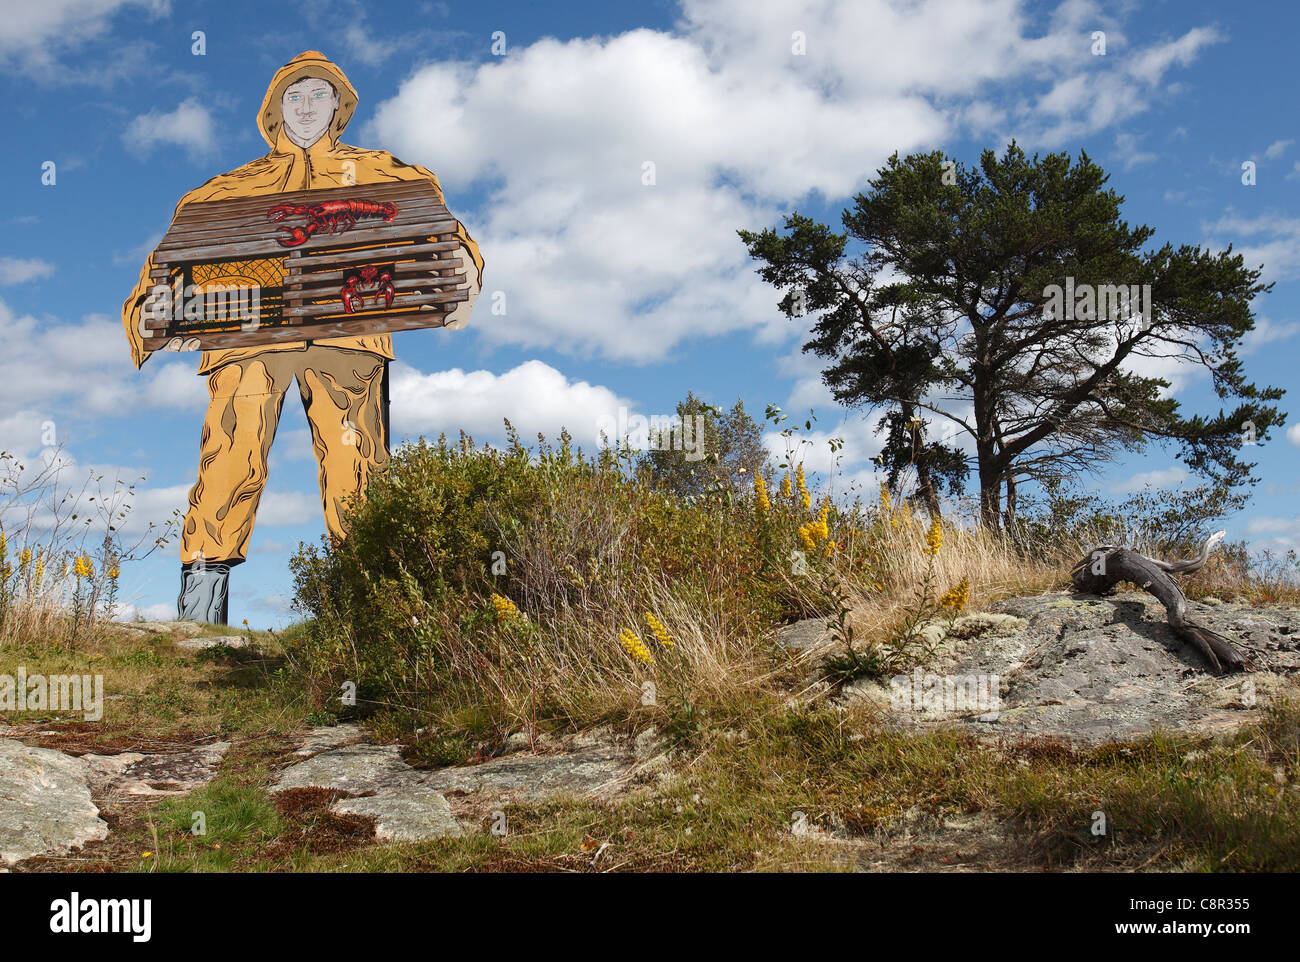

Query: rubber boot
178,562,232,625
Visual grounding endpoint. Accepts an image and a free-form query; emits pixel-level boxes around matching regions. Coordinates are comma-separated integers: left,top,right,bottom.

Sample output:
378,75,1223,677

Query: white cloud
269,428,316,467
1204,211,1300,282
1123,343,1205,397
1124,25,1222,86
255,490,320,527
1287,422,1300,447
0,410,50,456
124,99,218,161
0,298,208,425
1264,139,1294,160
1240,516,1300,558
140,359,208,412
243,593,294,616
1244,515,1300,537
1110,465,1188,494
365,0,1220,362
1114,131,1156,170
0,0,167,80
763,341,890,482
763,416,884,478
0,0,163,57
251,539,291,555
113,601,176,621
0,257,54,285
391,359,631,448
109,482,318,533
0,447,178,539
1243,316,1300,353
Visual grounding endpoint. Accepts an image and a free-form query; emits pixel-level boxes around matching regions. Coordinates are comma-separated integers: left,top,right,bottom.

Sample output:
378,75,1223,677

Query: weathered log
1070,530,1253,675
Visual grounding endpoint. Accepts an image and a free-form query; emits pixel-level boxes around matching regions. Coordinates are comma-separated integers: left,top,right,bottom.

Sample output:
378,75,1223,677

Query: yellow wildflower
753,474,770,515
108,565,120,580
34,551,44,587
798,497,832,553
645,612,674,648
20,547,31,567
819,502,834,553
940,577,971,611
780,472,792,499
491,592,524,624
618,628,655,665
795,464,811,511
879,482,892,513
73,556,94,579
925,517,943,556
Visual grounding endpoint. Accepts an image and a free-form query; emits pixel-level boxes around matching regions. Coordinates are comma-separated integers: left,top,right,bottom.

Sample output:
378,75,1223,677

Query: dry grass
6,436,1299,874
35,692,1297,875
839,508,1069,647
0,618,310,748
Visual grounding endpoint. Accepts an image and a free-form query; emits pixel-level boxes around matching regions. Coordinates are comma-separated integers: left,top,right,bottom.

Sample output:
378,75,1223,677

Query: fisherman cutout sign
120,51,484,624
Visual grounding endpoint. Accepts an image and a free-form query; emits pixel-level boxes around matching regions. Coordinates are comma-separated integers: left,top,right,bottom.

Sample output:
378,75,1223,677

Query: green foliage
740,141,1285,527
286,425,872,736
149,781,285,872
635,392,770,500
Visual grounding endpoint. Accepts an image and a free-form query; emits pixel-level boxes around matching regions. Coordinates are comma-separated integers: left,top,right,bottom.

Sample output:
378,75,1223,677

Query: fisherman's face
281,77,338,147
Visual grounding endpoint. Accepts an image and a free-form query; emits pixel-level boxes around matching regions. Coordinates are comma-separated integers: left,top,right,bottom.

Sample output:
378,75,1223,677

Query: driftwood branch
1070,530,1253,675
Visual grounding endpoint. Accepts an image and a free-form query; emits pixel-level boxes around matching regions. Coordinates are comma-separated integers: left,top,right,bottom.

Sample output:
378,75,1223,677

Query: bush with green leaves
286,426,869,740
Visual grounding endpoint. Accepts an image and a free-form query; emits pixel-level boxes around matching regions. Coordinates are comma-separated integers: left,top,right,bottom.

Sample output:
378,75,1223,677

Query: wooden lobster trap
141,181,468,351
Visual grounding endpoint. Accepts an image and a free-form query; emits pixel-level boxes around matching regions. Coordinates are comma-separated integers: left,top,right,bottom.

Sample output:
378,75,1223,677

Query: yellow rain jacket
120,50,484,374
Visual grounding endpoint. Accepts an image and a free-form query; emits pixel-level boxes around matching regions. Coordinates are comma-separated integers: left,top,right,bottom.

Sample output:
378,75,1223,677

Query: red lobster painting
266,199,399,248
340,265,395,314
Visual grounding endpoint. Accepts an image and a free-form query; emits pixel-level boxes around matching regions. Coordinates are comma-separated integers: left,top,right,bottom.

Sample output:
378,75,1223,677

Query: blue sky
1,0,1297,625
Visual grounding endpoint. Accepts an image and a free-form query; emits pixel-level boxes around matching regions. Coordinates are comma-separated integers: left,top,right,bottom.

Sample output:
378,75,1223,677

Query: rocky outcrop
271,724,637,841
0,737,230,867
419,745,632,802
81,742,230,797
333,789,464,842
174,635,249,652
275,741,412,795
828,591,1300,742
0,741,108,867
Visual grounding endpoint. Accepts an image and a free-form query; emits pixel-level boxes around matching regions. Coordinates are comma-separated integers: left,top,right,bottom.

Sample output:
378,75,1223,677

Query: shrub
286,426,894,738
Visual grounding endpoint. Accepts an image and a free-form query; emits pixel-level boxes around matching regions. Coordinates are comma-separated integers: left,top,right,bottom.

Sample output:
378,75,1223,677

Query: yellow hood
257,50,358,148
